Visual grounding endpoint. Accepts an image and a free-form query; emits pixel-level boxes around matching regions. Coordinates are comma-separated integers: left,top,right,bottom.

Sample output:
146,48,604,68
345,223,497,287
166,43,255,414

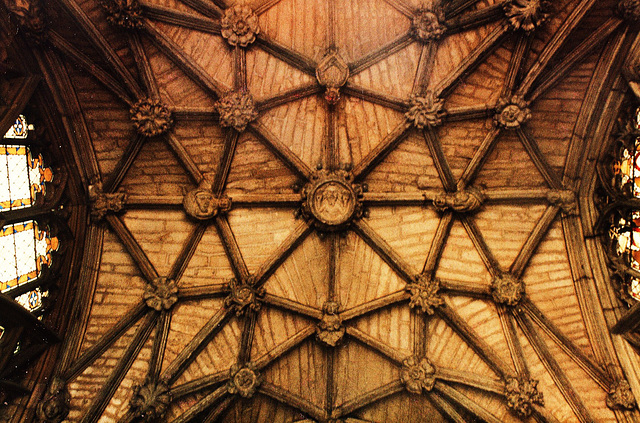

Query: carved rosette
406,275,444,315
401,356,436,394
316,301,345,347
225,277,265,315
36,377,70,423
300,170,364,232
130,98,173,137
227,363,262,398
129,380,171,422
433,187,485,213
100,0,143,29
405,93,445,129
412,9,446,42
607,380,637,410
546,189,577,214
7,0,46,40
221,5,260,47
143,277,178,311
494,96,531,129
618,0,640,23
316,49,350,105
88,183,127,222
505,377,544,418
215,91,259,132
490,273,525,306
503,0,551,32
183,184,231,220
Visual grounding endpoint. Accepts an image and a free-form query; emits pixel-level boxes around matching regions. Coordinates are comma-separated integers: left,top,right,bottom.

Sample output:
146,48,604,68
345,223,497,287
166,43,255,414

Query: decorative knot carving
433,187,485,213
490,273,525,306
130,380,171,421
225,277,264,315
503,0,551,32
607,380,637,410
7,0,46,40
546,189,577,214
316,301,345,347
494,96,531,128
505,377,544,418
183,182,231,220
300,170,364,232
406,275,444,315
405,93,445,128
36,377,70,423
221,5,259,47
88,183,126,222
143,277,178,311
618,0,640,23
227,363,262,398
412,9,446,42
316,49,350,105
100,0,143,29
130,98,173,137
215,91,258,132
401,356,436,394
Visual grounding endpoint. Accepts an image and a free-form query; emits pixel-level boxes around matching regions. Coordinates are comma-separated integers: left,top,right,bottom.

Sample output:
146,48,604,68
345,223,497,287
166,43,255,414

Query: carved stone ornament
607,380,637,410
618,0,640,23
316,49,350,105
505,377,544,418
227,363,262,398
215,91,259,132
433,187,485,213
546,189,577,214
130,380,171,422
88,183,127,222
7,0,46,40
221,5,260,47
225,277,265,315
405,93,445,129
490,273,525,306
36,377,70,423
406,275,444,315
503,0,551,32
143,277,178,311
412,9,446,42
494,95,531,129
300,170,364,232
100,0,143,29
183,184,231,220
401,356,436,394
316,301,345,347
130,98,173,137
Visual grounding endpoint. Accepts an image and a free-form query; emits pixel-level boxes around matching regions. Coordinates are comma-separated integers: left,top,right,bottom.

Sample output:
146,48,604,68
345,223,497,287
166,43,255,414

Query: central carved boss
300,171,363,231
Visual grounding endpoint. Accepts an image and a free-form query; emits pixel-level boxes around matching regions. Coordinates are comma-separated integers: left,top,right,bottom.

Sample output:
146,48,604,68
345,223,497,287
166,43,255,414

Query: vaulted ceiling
4,0,640,422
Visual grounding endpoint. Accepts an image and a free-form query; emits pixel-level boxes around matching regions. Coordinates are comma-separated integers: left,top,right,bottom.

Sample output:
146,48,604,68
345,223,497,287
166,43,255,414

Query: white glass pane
3,115,29,139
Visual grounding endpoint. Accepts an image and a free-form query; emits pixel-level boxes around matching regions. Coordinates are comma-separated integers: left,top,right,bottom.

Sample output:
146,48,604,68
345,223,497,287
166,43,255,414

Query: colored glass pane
4,115,30,139
15,288,44,312
0,145,53,211
0,220,59,292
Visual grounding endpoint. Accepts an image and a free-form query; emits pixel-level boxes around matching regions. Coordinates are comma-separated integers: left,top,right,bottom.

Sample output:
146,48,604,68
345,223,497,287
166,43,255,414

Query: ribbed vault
6,0,640,421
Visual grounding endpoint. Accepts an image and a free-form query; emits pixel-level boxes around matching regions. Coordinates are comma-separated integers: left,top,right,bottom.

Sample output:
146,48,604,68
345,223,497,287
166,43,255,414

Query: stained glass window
0,115,58,313
611,107,640,301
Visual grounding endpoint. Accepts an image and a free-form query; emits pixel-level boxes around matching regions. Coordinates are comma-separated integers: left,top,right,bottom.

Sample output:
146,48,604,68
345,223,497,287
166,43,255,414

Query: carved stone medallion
405,93,445,129
494,95,531,129
227,363,262,398
412,9,446,42
607,380,637,410
503,0,551,32
215,91,258,132
130,380,171,422
401,356,436,394
406,275,444,315
316,49,350,104
432,187,485,213
183,186,231,220
130,98,173,137
36,377,70,423
225,277,265,315
316,301,345,347
618,0,640,23
490,273,525,306
300,171,363,232
100,0,143,29
143,277,178,311
221,5,260,47
505,377,544,417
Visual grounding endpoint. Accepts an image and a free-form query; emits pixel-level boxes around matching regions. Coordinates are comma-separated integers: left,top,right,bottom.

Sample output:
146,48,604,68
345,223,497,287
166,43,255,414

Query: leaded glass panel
3,115,30,139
